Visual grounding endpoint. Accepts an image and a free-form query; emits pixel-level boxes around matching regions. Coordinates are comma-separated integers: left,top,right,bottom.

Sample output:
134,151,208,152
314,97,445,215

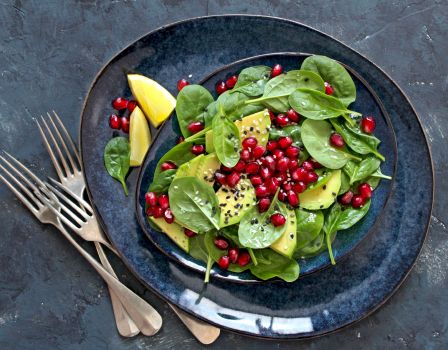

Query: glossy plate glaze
136,53,397,282
80,16,433,338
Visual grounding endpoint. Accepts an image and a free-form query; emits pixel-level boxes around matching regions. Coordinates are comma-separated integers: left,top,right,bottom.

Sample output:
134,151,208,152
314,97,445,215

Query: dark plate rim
135,51,398,283
79,15,434,339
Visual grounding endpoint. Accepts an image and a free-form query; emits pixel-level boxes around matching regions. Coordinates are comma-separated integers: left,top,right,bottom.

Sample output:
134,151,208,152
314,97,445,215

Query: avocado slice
206,109,271,153
217,179,256,227
270,204,297,258
299,170,341,210
196,153,221,186
149,217,190,252
174,154,204,179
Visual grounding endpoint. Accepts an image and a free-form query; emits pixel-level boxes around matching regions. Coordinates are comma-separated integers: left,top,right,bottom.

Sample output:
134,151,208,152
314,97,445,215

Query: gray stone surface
0,0,446,349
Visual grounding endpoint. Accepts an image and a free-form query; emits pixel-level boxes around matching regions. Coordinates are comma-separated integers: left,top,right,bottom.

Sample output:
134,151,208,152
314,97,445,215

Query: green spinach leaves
104,137,131,195
212,110,241,167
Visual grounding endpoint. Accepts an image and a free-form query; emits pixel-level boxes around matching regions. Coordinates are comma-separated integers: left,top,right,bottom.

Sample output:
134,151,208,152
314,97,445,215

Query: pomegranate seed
358,183,372,199
339,190,354,205
176,136,185,144
324,82,334,95
262,156,276,171
191,144,205,155
226,75,238,88
109,114,121,129
232,160,244,173
266,141,278,152
273,149,284,159
330,133,345,148
285,146,300,158
153,206,164,218
216,81,227,95
275,172,287,183
214,237,229,250
265,177,279,194
306,171,319,183
228,247,239,263
250,175,263,186
245,162,260,175
361,116,376,133
286,109,300,123
184,228,197,237
237,251,251,266
252,145,265,159
278,190,287,202
278,136,293,149
268,110,276,121
352,194,365,208
127,100,137,112
270,213,286,226
214,172,227,185
289,159,299,170
301,160,314,171
275,114,289,127
227,172,241,187
309,158,322,169
282,182,292,191
145,192,158,207
158,194,169,209
293,181,307,194
259,167,271,179
163,209,174,224
218,255,230,270
177,79,190,91
288,190,299,207
221,164,233,173
161,161,177,171
112,97,128,110
258,198,271,213
242,137,258,149
188,121,204,134
255,185,269,198
271,64,283,78
240,149,251,161
146,207,155,217
276,157,290,172
291,168,308,182
121,117,130,133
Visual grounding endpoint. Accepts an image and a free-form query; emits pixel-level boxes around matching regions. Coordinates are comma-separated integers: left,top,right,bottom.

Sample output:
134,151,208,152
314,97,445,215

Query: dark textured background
0,1,446,349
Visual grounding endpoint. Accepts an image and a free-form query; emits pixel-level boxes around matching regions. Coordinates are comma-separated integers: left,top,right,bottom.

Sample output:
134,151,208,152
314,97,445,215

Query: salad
106,55,392,283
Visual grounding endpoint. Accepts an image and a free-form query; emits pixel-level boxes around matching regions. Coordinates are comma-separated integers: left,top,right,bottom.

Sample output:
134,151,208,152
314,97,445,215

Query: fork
0,153,162,336
37,111,221,344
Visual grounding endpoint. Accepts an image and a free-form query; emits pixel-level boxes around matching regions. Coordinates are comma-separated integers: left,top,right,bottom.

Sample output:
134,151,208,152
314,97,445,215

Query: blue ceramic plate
80,16,433,338
136,53,396,282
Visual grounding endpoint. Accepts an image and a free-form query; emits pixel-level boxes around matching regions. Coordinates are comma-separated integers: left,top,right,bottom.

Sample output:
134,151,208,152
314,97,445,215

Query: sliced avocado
302,169,333,193
299,170,341,210
196,153,220,186
149,217,189,252
205,109,271,152
174,154,204,179
271,205,297,258
217,179,256,227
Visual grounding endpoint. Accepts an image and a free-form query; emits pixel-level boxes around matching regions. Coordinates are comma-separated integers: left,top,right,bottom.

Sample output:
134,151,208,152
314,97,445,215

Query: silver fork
38,111,220,344
0,153,162,336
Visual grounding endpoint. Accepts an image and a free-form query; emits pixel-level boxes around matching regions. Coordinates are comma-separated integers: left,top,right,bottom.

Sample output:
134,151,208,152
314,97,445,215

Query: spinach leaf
330,119,385,160
345,122,381,149
238,193,287,249
293,230,325,259
189,234,213,282
338,171,351,194
148,169,176,194
295,209,324,250
371,167,392,180
168,177,220,233
301,55,356,106
153,140,197,180
289,88,360,124
175,85,214,137
204,231,226,262
231,65,271,97
217,91,264,121
366,176,381,190
204,101,218,127
104,137,131,195
212,110,241,167
343,156,381,184
249,249,300,282
301,119,361,169
269,125,302,147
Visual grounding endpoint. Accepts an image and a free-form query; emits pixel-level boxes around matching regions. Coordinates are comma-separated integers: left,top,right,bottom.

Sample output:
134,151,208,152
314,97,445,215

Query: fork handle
58,226,163,335
94,242,140,337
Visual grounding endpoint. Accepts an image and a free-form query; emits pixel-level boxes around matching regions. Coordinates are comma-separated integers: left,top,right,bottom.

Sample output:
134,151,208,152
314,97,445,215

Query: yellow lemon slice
127,74,176,127
129,106,151,166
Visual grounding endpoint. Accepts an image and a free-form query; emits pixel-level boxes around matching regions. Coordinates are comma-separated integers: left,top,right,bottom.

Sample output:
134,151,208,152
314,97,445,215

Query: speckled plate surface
80,16,433,338
136,53,396,283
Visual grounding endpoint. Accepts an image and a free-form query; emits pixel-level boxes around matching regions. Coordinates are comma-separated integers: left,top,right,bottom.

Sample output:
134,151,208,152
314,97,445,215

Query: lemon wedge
127,74,176,127
129,106,151,166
